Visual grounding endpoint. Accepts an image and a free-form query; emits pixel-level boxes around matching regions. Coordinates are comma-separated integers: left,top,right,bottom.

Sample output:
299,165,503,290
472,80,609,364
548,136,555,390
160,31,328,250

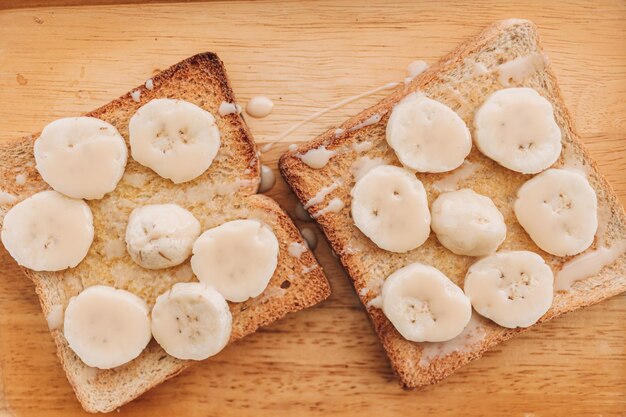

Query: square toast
0,53,330,412
279,19,626,388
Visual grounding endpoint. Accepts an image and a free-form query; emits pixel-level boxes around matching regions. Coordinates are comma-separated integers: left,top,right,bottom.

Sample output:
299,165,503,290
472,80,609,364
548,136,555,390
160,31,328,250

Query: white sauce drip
561,144,591,177
260,81,399,152
348,113,382,132
0,191,17,205
300,227,317,250
298,146,337,169
218,101,242,116
431,160,479,192
343,244,362,255
312,197,344,218
334,128,345,138
555,240,626,291
351,141,374,153
246,96,274,118
302,264,319,274
83,365,98,381
46,304,64,331
180,178,259,204
360,277,384,297
350,156,386,181
15,173,26,185
288,143,298,151
497,53,546,87
145,79,154,90
260,142,274,153
258,165,276,193
367,295,382,308
596,203,612,246
297,137,373,170
304,180,342,209
407,60,429,78
361,276,385,308
288,242,307,258
122,172,148,188
214,178,260,196
419,314,486,367
464,58,489,76
102,240,126,260
131,90,141,102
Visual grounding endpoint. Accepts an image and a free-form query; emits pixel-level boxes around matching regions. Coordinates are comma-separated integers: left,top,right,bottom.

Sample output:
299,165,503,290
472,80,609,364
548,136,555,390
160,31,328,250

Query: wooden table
0,1,624,415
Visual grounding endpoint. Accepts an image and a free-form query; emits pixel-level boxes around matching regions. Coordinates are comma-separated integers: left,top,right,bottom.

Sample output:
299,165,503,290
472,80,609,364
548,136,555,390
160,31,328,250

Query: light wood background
0,1,625,416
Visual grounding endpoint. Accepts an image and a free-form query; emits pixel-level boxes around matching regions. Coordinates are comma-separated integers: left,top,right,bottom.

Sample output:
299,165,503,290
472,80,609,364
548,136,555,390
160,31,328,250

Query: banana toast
0,53,330,412
279,19,626,388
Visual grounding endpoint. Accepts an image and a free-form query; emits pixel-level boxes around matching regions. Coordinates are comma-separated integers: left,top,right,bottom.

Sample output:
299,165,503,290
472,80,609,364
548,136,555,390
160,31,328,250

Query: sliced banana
386,93,472,173
350,164,430,253
381,262,471,342
34,117,127,200
464,251,554,328
514,168,597,256
191,219,279,302
125,204,201,269
1,190,93,271
151,282,232,360
129,98,221,183
64,285,151,369
473,87,562,174
431,189,506,256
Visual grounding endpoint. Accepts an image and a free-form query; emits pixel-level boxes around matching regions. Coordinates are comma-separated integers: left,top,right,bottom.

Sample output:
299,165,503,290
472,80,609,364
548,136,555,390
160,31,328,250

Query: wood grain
0,1,624,416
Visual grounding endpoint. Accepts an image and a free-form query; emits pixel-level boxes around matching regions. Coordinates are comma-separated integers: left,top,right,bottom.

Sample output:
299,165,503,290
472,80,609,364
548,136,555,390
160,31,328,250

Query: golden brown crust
279,19,626,389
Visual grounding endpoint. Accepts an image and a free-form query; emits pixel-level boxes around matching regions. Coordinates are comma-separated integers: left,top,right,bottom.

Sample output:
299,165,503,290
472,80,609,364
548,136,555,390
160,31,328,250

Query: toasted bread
279,19,626,388
0,53,330,412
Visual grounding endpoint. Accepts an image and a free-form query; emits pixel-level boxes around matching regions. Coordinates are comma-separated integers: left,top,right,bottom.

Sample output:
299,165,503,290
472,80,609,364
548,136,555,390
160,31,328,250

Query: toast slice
0,53,330,412
279,19,626,388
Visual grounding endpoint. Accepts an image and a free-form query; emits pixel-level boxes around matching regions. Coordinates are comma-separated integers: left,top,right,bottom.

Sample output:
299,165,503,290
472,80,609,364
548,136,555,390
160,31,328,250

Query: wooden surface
0,1,625,415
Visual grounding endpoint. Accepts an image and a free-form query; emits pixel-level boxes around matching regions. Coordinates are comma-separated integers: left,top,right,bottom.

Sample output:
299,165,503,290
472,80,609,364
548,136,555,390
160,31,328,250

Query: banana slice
381,262,471,342
431,189,506,256
129,98,221,183
514,168,597,256
151,282,232,360
34,117,127,200
386,93,471,173
191,219,279,302
464,251,554,328
64,285,151,369
1,190,93,271
473,87,562,174
125,204,201,269
350,164,430,253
